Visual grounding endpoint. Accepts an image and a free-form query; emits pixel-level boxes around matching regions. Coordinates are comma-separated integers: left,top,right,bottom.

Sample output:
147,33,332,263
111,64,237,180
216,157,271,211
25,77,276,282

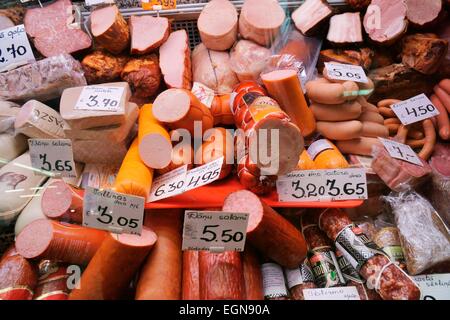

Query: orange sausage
358,111,384,124
439,79,450,94
361,121,389,138
384,118,401,125
434,85,450,114
297,150,316,170
357,97,378,113
418,119,436,160
310,100,362,121
377,99,401,109
430,94,450,140
378,107,396,118
386,123,400,135
211,94,234,126
406,139,425,148
306,80,359,104
316,120,363,140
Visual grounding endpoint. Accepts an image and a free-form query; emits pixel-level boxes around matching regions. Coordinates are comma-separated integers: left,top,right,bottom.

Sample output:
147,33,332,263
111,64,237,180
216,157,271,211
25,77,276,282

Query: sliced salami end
130,16,170,54
152,89,191,123
292,0,333,35
16,219,54,260
139,133,173,169
41,180,83,223
223,190,264,233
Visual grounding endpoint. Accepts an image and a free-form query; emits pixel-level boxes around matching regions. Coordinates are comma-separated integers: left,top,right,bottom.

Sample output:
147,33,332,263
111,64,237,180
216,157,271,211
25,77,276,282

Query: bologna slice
69,227,157,300
292,0,333,35
238,0,286,47
198,0,238,51
243,245,264,300
159,30,192,90
90,5,130,54
41,180,83,224
182,250,200,300
135,210,182,300
130,16,170,54
223,190,307,268
15,219,107,265
152,89,214,135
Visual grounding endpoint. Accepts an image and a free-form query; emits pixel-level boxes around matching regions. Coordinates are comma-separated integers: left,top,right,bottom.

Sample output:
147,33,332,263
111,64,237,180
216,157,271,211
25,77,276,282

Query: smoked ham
229,40,271,82
91,5,129,54
197,0,238,51
327,12,363,45
130,16,170,54
159,30,192,90
291,0,333,35
82,51,129,84
121,55,162,99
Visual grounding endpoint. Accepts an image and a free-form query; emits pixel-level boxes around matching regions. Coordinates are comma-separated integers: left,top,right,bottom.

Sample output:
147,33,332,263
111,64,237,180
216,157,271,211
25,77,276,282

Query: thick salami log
41,180,83,224
135,210,182,300
90,5,130,54
223,190,307,268
318,209,421,300
130,16,169,54
182,250,200,300
242,245,264,300
69,227,157,300
33,261,70,300
0,246,38,300
199,251,245,300
15,219,107,265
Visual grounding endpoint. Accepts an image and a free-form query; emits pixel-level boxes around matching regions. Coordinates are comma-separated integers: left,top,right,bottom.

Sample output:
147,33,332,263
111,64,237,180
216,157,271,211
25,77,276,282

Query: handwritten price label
303,287,361,300
324,62,368,84
75,86,124,112
28,139,77,178
83,187,145,235
379,138,423,166
0,25,35,72
191,82,215,109
277,168,368,202
182,210,249,252
391,94,439,125
413,273,450,300
141,0,177,10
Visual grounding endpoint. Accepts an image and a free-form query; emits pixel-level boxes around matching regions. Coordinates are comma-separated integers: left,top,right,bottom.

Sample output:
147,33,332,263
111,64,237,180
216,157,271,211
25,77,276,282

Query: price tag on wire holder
0,24,36,73
182,210,249,252
391,94,439,125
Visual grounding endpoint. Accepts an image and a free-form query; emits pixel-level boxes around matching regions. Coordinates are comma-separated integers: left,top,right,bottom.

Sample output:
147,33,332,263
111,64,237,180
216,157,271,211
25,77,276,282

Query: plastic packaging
384,191,450,275
373,227,407,270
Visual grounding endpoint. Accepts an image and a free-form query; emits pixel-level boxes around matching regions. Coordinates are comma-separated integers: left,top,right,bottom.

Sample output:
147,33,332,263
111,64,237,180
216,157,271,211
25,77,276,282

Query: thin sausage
310,100,362,121
434,85,450,113
182,251,200,300
430,94,450,140
242,245,264,300
395,125,409,144
41,180,83,224
336,137,382,156
358,111,384,124
306,80,358,104
406,139,425,148
378,107,396,118
407,128,424,140
361,121,389,138
439,79,450,94
377,99,401,109
386,123,400,135
384,118,401,125
357,97,378,113
316,120,363,140
418,119,436,160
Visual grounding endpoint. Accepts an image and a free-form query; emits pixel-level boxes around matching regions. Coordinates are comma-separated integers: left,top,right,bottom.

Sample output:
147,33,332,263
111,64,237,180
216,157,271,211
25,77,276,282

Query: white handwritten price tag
148,165,188,202
379,138,423,166
324,62,368,83
391,94,439,125
413,273,450,300
75,86,125,112
303,287,360,300
191,82,215,109
0,25,35,73
83,187,145,235
28,139,77,178
182,210,249,252
276,168,368,202
183,157,223,192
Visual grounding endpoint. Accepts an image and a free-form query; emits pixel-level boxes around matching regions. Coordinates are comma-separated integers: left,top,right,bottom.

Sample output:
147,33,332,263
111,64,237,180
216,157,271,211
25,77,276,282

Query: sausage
384,118,401,125
182,251,200,300
284,259,316,300
223,190,307,268
33,261,70,300
310,100,362,122
242,245,264,300
211,94,234,126
430,94,449,140
418,119,436,160
41,180,83,224
135,210,182,300
0,246,38,300
308,139,349,169
361,121,389,138
297,150,316,170
439,79,450,94
261,262,289,300
152,88,214,135
336,137,382,156
358,111,384,124
394,125,409,144
90,5,129,54
316,120,363,140
261,69,316,137
378,99,401,109
69,227,157,300
318,209,421,300
378,107,396,118
237,156,277,195
15,219,107,266
357,97,378,113
386,123,400,135
199,251,245,300
157,130,194,175
373,227,407,271
306,80,359,104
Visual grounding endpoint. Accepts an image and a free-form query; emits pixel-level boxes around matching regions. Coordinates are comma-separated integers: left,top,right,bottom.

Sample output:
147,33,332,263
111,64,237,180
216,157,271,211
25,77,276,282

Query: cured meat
41,180,83,224
159,30,192,90
345,0,371,10
373,227,406,270
0,6,25,25
261,262,289,300
121,55,162,99
428,143,450,225
242,246,264,300
211,94,234,126
363,0,408,46
82,51,129,85
319,48,374,71
0,246,38,300
284,260,316,300
33,261,70,300
229,40,271,82
0,15,14,29
135,210,182,300
182,251,200,300
199,251,245,300
291,0,333,35
69,228,157,300
197,0,238,51
327,12,363,45
223,190,307,268
90,5,129,54
15,219,107,265
239,0,286,47
401,33,448,75
130,16,169,54
192,44,239,94
237,155,277,195
24,0,91,57
405,0,443,29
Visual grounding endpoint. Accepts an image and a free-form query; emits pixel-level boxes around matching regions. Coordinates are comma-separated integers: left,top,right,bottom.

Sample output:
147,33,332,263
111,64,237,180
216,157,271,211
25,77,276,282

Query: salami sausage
199,251,245,300
223,190,307,268
16,219,107,265
0,246,38,300
69,227,157,300
261,262,289,300
33,261,70,300
284,259,316,300
182,250,200,300
242,245,264,300
41,180,83,224
135,210,182,300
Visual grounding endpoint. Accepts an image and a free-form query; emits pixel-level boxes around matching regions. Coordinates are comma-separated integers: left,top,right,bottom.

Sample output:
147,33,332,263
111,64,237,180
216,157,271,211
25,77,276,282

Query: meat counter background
0,0,449,301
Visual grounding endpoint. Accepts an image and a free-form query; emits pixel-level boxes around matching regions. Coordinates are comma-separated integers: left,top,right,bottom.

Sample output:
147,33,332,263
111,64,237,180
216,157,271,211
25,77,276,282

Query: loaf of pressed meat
121,54,162,99
291,0,333,35
24,0,91,57
198,0,238,51
130,15,170,54
327,12,363,45
82,50,129,85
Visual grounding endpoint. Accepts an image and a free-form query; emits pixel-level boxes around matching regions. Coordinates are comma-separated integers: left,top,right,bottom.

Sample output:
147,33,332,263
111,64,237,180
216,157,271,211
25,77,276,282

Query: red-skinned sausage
182,250,200,300
242,245,264,300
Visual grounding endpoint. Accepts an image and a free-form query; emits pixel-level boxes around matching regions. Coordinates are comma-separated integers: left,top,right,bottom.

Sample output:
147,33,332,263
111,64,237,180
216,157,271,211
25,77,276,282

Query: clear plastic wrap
0,54,87,102
229,40,271,82
384,191,450,275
